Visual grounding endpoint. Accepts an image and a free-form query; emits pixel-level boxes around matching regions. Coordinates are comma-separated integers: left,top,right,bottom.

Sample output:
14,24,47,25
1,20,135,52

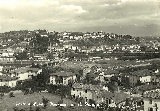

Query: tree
14,51,28,60
120,75,130,88
42,96,49,109
29,102,34,111
106,82,117,92
9,92,15,98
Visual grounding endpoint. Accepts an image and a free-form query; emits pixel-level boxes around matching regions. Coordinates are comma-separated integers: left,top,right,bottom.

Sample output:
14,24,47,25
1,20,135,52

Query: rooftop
143,90,160,99
50,71,75,77
130,69,153,77
9,67,40,74
99,90,115,99
0,76,17,81
72,83,100,91
137,84,160,91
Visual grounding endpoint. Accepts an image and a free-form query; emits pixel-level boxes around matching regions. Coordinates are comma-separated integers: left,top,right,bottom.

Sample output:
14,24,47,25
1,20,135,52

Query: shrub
9,92,15,98
35,106,41,111
13,107,19,111
42,96,49,109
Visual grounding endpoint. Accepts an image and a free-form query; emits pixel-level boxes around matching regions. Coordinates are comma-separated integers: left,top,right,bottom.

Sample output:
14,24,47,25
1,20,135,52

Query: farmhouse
49,71,76,85
143,89,160,111
0,76,17,87
71,83,116,107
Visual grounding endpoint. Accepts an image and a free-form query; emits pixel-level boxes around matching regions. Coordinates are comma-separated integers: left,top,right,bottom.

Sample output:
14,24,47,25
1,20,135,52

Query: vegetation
9,92,15,98
42,96,49,109
14,51,28,60
47,84,71,98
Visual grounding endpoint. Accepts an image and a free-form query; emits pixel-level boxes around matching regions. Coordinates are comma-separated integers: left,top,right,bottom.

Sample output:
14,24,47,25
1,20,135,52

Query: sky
0,0,160,36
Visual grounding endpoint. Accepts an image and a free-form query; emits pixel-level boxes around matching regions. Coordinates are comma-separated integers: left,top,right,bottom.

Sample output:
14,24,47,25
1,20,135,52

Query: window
73,88,75,91
148,107,153,111
85,97,88,102
149,98,152,104
108,99,111,104
85,90,87,93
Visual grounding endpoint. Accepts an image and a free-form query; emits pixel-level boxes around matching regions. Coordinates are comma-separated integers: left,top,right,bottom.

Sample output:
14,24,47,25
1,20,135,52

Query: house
0,56,16,63
0,66,3,72
95,72,106,83
151,71,160,85
95,70,118,83
0,76,17,87
128,69,153,87
71,83,117,107
83,67,91,78
2,66,16,74
49,71,76,85
136,84,160,95
80,48,91,53
33,53,48,60
9,67,42,81
0,48,14,57
143,89,160,111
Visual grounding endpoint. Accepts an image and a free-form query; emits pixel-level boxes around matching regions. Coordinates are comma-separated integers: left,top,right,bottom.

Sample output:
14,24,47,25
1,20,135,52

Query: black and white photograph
0,0,160,111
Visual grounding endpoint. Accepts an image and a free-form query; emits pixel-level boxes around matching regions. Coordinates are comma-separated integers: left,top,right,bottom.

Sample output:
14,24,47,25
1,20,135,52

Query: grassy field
0,91,98,111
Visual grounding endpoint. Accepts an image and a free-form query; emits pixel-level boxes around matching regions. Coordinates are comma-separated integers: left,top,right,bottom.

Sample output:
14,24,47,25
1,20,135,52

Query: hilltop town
1,30,160,111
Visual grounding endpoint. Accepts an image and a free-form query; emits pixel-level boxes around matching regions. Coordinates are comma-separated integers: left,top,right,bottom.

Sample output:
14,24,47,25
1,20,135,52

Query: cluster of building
1,30,160,110
0,48,16,63
0,66,42,88
126,69,160,87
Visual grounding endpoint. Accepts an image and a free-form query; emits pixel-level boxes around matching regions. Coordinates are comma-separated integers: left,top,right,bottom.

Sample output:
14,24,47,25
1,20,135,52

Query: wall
18,72,29,81
144,98,160,111
63,75,76,85
129,75,139,87
0,66,3,72
50,75,56,84
140,76,151,83
8,80,17,87
71,88,93,101
50,75,76,85
0,81,8,86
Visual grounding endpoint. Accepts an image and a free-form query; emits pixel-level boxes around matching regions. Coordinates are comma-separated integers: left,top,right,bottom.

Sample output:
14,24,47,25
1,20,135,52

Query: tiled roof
130,69,153,77
114,92,130,104
0,76,17,81
137,84,160,91
143,90,160,99
99,90,114,99
9,67,40,74
104,69,118,75
72,83,100,91
2,66,16,70
50,71,75,77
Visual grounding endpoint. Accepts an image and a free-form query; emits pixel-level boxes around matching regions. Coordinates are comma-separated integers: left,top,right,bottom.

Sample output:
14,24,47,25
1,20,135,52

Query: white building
128,69,153,87
143,90,160,111
71,83,115,105
9,67,42,81
0,76,17,87
49,71,76,85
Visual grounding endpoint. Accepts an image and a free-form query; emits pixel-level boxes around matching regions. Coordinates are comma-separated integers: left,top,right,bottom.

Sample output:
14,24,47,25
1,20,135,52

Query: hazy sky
0,0,160,36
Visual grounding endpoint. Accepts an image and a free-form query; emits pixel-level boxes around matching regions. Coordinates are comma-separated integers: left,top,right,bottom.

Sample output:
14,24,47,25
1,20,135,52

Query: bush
13,107,19,111
9,92,15,98
35,106,41,111
42,96,49,109
88,99,96,106
0,86,11,93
